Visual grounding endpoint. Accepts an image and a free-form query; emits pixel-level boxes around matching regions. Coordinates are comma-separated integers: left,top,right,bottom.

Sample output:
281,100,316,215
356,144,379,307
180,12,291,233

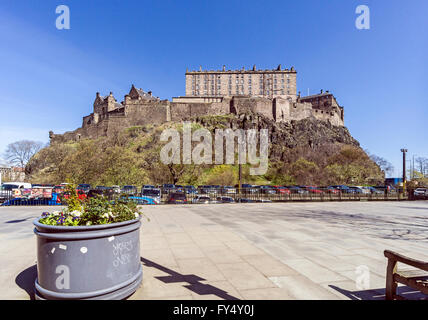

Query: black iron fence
0,190,62,206
159,186,408,204
1,186,423,206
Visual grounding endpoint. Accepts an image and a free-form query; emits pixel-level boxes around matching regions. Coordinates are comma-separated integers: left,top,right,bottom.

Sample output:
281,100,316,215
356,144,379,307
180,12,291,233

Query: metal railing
157,186,407,204
0,186,421,206
0,190,63,206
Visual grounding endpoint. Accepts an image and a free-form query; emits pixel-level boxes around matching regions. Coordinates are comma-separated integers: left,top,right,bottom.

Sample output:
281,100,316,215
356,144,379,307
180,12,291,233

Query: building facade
185,65,297,100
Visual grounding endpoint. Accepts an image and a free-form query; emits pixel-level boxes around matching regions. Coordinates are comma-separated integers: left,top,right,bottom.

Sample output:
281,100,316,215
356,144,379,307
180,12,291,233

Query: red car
305,186,324,194
273,186,291,195
325,187,340,194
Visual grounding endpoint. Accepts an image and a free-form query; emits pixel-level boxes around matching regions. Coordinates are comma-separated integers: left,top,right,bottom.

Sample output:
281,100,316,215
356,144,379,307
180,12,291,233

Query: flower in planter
39,183,146,226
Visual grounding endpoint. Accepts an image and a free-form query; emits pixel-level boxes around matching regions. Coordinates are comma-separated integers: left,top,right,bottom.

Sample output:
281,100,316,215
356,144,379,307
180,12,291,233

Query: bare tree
415,157,428,177
366,151,394,176
4,140,44,168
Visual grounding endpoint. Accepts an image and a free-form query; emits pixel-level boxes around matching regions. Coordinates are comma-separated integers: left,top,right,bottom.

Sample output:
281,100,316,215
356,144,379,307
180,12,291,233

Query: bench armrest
384,250,428,272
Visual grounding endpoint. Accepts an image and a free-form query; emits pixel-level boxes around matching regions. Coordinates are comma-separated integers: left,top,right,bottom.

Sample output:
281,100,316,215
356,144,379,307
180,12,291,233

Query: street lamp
401,148,408,196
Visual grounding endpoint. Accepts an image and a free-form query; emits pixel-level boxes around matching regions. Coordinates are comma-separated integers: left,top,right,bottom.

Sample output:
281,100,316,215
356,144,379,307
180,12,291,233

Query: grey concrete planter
33,217,142,300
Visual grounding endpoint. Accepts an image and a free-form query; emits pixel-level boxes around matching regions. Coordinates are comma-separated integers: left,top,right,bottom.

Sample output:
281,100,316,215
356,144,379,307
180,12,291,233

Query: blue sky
0,0,427,177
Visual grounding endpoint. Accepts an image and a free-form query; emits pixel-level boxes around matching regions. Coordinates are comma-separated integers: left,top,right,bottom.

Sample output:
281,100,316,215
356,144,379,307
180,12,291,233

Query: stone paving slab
0,201,427,300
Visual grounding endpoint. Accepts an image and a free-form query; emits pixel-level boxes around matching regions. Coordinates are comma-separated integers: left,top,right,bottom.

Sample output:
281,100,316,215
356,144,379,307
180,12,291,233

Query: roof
131,85,160,101
300,92,333,100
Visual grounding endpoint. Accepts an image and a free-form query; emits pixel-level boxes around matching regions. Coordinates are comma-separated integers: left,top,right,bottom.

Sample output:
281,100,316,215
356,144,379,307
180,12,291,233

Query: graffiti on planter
112,240,133,267
55,265,70,290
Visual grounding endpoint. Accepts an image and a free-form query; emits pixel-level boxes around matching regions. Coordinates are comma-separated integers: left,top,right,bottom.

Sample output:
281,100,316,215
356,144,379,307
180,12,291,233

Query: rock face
193,112,358,158
27,110,379,186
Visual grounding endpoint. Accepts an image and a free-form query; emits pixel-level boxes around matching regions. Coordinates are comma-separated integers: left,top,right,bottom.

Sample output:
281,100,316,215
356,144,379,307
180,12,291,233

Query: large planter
33,217,142,300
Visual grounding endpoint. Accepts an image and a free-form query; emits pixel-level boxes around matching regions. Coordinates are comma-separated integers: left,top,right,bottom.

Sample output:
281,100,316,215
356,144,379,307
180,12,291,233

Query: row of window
191,90,292,96
192,73,291,81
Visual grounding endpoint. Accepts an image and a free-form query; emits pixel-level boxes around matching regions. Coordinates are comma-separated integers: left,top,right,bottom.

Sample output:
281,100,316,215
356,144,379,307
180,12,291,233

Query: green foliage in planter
39,187,145,226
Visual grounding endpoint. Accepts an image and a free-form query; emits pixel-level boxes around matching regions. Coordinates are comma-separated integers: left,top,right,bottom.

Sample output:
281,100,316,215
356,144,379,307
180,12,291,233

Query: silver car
192,196,211,204
414,188,427,198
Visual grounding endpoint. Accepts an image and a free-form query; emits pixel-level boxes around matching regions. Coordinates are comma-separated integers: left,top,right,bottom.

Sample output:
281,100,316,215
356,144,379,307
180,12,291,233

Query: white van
1,182,32,189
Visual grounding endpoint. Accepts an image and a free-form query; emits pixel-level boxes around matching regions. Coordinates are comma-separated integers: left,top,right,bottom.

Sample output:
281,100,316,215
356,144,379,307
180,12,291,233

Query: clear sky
0,0,427,177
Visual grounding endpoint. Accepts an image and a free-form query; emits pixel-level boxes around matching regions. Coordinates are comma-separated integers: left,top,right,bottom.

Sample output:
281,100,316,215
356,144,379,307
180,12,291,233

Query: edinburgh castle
49,65,345,143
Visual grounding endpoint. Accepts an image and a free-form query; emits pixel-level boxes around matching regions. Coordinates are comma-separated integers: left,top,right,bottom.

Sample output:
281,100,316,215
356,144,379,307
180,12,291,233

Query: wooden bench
384,250,428,300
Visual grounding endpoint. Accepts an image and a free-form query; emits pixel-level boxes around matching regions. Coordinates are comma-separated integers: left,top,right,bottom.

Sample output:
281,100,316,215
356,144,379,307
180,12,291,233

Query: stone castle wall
50,85,345,144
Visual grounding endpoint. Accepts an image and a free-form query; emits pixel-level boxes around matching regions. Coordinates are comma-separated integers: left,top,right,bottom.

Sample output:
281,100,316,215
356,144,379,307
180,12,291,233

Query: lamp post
401,148,408,197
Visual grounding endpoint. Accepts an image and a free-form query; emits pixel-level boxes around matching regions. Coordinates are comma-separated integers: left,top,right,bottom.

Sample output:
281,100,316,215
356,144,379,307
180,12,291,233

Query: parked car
285,186,307,194
183,185,198,194
348,186,363,194
304,186,324,194
142,185,156,190
87,189,105,198
368,186,384,194
120,195,157,205
175,185,185,193
141,188,161,203
167,192,187,204
273,186,291,195
63,189,87,201
329,185,355,194
31,184,54,188
222,186,236,194
258,185,277,194
77,184,91,193
237,198,255,203
216,196,235,203
238,184,258,194
198,185,215,194
209,185,222,194
325,186,340,194
192,195,211,204
414,188,428,199
357,186,371,194
121,185,138,195
162,184,176,194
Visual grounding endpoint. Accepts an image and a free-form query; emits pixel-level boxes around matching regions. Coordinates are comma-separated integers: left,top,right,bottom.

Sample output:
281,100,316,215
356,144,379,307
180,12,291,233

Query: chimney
148,91,152,96
222,65,226,71
253,65,256,71
277,64,282,71
96,92,100,98
320,89,323,94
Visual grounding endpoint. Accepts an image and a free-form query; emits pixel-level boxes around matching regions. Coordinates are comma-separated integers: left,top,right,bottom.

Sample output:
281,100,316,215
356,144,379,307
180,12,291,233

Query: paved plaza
1,201,428,300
